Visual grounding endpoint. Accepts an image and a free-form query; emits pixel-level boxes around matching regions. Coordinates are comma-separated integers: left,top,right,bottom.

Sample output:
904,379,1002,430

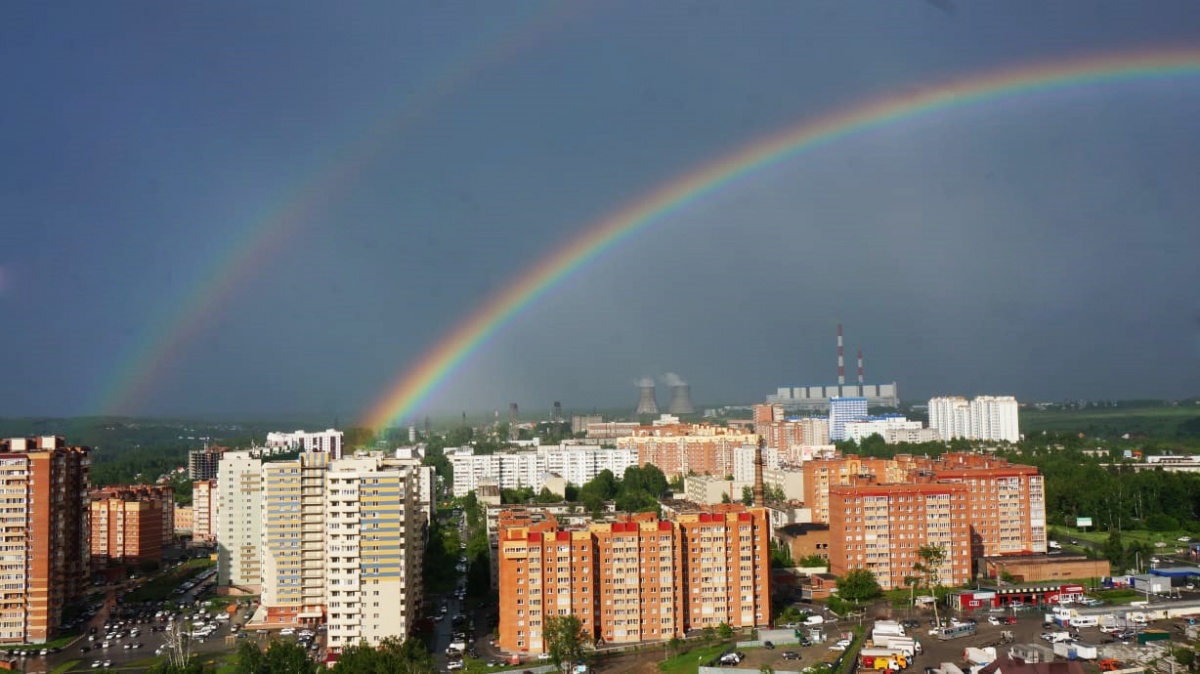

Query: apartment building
265,429,344,460
828,481,973,590
193,479,218,543
90,487,166,573
616,424,759,479
261,450,329,625
497,506,770,655
174,506,194,535
802,457,910,524
97,484,174,546
217,451,263,593
842,416,924,444
324,457,422,654
753,405,831,450
927,454,1048,557
188,446,225,481
0,437,91,644
928,396,1020,443
683,475,749,505
449,444,637,498
828,397,868,442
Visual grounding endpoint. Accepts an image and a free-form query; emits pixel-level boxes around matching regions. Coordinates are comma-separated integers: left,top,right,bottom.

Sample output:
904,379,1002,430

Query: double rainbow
360,47,1200,430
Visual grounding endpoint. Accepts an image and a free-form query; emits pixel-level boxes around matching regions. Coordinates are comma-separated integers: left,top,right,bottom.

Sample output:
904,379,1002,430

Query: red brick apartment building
90,485,173,574
809,453,1048,589
615,424,759,478
497,505,770,655
0,437,91,644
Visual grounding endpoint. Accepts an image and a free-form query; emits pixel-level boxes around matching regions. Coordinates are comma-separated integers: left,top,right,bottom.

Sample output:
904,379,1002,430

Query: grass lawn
125,557,215,603
658,642,731,674
0,632,81,652
1021,404,1200,436
48,660,79,674
1050,525,1195,552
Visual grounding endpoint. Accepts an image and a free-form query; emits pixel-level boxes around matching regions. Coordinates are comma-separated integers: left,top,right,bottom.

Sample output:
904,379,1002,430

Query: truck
1069,616,1099,628
1137,630,1170,645
963,647,996,666
860,650,908,670
875,635,921,656
874,621,907,638
939,662,966,674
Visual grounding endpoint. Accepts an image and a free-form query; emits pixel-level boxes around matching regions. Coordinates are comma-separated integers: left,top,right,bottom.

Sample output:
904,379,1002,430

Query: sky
3,1,1200,421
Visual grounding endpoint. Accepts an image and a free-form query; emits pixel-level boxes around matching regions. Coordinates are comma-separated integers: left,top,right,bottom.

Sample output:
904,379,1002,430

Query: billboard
1075,517,1093,527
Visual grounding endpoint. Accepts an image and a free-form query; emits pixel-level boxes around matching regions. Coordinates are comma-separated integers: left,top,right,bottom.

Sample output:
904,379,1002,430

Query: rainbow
93,3,592,415
360,46,1200,430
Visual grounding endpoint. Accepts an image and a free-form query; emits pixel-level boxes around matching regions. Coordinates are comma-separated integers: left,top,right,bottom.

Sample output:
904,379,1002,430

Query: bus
938,624,977,641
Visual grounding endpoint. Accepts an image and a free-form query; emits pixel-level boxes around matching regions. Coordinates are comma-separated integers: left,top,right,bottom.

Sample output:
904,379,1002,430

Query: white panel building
842,416,924,444
265,429,344,460
448,444,638,497
217,451,263,593
732,445,779,483
929,396,1020,443
928,397,971,440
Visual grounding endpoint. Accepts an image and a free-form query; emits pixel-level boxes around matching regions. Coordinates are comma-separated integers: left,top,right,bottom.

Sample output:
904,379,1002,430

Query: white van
1069,617,1098,628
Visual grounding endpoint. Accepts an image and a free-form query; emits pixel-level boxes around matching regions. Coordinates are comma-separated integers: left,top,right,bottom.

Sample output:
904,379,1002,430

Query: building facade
188,446,225,481
497,506,770,655
217,451,263,593
265,429,345,460
324,457,423,654
449,444,638,498
616,425,759,479
193,479,218,543
928,396,1020,443
828,397,868,442
0,437,91,644
261,451,329,625
90,487,169,573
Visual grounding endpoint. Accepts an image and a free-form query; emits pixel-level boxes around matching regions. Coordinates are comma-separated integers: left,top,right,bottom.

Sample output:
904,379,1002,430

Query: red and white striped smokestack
857,348,864,385
837,323,845,385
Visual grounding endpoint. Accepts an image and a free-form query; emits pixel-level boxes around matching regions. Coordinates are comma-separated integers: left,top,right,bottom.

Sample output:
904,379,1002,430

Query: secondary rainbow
361,46,1200,430
92,3,591,416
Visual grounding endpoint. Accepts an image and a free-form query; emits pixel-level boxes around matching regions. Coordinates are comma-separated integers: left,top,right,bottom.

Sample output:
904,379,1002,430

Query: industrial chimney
667,385,695,415
837,323,846,386
753,437,766,507
635,379,659,415
857,348,864,385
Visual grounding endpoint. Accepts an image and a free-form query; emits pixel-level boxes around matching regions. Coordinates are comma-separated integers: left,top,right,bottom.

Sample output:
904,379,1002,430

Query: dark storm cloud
1,1,1199,418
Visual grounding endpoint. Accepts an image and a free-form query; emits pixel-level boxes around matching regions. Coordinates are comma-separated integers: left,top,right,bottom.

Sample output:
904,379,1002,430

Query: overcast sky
3,1,1200,420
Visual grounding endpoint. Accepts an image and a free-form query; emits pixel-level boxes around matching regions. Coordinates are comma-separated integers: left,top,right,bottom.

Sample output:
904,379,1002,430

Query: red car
1001,616,1017,624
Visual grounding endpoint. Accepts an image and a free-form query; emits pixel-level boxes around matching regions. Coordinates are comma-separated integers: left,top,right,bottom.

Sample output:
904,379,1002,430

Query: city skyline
4,3,1200,420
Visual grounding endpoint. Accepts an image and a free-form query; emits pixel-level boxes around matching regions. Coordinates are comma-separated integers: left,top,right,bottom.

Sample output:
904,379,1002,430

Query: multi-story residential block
929,396,1020,443
217,451,263,593
0,437,91,644
174,506,194,535
883,427,941,444
754,404,831,450
802,457,909,525
261,451,329,625
828,481,973,590
969,396,1020,443
616,424,759,479
90,486,169,573
324,457,422,655
828,397,868,442
584,421,638,439
927,453,1047,557
572,415,603,435
497,505,770,655
683,474,750,505
188,445,225,481
842,415,924,444
193,479,218,543
449,444,637,498
265,429,344,460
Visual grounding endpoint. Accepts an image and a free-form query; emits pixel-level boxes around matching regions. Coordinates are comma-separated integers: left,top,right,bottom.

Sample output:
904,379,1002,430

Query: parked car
782,651,801,660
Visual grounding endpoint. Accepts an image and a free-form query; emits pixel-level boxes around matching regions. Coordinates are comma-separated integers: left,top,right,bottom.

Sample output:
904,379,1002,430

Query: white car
280,627,296,636
987,617,1001,625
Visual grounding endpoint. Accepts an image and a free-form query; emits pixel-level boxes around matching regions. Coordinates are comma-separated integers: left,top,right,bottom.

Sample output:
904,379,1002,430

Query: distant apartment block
571,415,603,435
193,479,218,543
217,451,263,593
828,397,869,442
683,474,750,505
753,404,830,449
449,444,637,498
174,506,194,535
584,421,639,439
324,457,423,655
842,415,925,444
188,445,225,481
929,453,1047,556
616,424,759,479
497,506,770,654
929,396,1020,443
90,485,174,574
0,437,91,644
265,429,344,460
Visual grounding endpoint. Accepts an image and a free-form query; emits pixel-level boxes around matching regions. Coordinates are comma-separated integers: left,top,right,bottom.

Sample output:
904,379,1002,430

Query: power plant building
765,325,899,410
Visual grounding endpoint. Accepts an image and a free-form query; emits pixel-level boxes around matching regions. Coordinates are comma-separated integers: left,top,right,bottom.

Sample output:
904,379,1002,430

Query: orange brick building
497,506,770,654
616,424,758,478
828,481,973,590
90,487,168,573
0,437,91,644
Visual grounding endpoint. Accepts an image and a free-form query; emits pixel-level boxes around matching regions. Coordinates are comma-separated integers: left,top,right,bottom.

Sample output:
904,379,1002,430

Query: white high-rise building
325,457,422,654
732,445,779,483
969,396,1020,443
842,415,924,444
928,397,971,441
448,444,638,497
828,397,868,442
260,450,329,625
928,396,1020,443
265,429,344,460
217,451,262,592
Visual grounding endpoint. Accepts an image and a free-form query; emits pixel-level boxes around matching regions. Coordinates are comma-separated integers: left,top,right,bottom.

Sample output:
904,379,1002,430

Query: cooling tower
636,385,659,415
667,385,695,415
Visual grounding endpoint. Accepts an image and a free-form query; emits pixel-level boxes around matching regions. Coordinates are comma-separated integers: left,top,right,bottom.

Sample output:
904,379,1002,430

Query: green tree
741,485,754,506
332,637,437,674
234,640,266,674
718,622,735,639
914,545,947,625
1103,530,1127,572
543,614,586,672
798,554,828,569
263,640,317,674
836,567,882,604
